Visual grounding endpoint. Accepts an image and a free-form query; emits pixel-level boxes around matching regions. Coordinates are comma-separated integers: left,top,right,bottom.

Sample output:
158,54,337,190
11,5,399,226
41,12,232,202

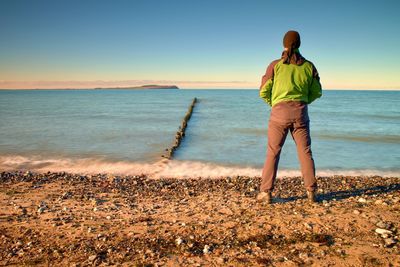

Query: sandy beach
1,171,399,266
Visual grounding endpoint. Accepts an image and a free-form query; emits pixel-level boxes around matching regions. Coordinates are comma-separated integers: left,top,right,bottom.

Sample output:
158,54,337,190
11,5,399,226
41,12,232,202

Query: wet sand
1,171,399,266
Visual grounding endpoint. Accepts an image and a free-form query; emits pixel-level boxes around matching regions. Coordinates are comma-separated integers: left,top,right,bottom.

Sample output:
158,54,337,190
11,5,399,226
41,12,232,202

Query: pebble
88,254,97,261
353,210,361,215
203,244,210,254
336,249,346,255
384,238,397,247
376,221,391,230
175,237,183,246
304,223,313,230
358,197,367,203
91,198,101,206
322,200,330,207
299,252,309,260
375,228,392,235
381,233,390,239
37,207,46,214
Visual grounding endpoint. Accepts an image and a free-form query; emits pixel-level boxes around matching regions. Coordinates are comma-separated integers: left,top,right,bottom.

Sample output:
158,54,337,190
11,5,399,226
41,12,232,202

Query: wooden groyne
162,97,198,159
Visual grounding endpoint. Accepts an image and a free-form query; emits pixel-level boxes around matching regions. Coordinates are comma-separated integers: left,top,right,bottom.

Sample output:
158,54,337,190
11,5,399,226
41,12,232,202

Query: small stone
358,198,367,203
91,198,101,206
336,249,346,255
376,221,390,230
304,223,313,230
353,210,361,215
375,199,384,205
60,191,72,200
299,252,309,260
381,233,390,239
175,237,183,246
384,238,397,247
37,207,46,214
375,228,392,235
88,254,97,261
106,216,111,220
203,244,210,254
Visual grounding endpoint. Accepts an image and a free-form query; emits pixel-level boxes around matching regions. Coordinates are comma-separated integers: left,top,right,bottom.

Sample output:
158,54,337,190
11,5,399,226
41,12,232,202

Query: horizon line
1,79,399,91
1,88,400,91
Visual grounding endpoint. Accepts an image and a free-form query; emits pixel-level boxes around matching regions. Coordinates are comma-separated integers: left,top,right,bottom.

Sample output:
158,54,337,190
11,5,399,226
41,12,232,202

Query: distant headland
94,85,179,90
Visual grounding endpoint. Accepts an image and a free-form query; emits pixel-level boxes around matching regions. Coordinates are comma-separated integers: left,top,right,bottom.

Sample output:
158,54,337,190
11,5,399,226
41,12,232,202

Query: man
258,30,322,204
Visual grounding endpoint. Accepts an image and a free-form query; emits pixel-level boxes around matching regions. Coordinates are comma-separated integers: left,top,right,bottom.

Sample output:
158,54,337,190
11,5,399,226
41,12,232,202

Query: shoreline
1,171,399,265
1,155,400,179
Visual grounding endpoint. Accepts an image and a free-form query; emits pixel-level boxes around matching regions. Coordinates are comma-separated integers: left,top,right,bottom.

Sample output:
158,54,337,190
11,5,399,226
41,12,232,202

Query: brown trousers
260,101,317,192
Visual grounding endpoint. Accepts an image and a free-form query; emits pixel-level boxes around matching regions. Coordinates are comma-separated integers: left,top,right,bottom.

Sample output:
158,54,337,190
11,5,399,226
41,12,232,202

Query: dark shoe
307,191,317,203
257,191,272,204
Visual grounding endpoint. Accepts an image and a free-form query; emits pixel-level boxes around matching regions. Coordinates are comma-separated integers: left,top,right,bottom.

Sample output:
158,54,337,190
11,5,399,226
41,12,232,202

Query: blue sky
0,0,399,89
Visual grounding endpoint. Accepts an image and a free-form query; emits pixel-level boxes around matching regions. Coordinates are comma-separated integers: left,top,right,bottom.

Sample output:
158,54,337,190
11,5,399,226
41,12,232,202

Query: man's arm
308,63,322,104
259,60,279,106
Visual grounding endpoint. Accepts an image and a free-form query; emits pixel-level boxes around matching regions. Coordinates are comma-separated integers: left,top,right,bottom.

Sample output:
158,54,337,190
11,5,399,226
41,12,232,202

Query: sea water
0,89,399,177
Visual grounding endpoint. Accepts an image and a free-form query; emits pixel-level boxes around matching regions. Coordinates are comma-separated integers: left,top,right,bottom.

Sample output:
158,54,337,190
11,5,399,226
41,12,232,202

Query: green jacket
259,52,322,106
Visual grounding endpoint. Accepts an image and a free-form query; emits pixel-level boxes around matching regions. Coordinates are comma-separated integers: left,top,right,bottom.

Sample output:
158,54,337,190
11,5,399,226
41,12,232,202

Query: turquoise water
0,89,399,177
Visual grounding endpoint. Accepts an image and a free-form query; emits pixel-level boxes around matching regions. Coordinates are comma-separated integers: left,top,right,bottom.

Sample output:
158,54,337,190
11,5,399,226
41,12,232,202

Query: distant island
94,85,179,90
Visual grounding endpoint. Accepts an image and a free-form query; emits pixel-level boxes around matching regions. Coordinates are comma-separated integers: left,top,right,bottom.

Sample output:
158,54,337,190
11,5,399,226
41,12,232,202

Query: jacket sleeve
259,60,278,106
308,64,322,104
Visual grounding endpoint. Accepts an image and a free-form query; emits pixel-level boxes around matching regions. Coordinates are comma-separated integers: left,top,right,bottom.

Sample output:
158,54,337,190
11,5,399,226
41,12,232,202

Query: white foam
0,155,399,178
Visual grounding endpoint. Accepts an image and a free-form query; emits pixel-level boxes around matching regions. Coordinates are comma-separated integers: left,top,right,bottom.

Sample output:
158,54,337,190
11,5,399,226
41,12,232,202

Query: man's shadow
274,183,400,203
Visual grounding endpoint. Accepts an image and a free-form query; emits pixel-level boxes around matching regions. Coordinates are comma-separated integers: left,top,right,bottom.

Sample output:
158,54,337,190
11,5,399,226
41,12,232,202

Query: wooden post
162,97,197,159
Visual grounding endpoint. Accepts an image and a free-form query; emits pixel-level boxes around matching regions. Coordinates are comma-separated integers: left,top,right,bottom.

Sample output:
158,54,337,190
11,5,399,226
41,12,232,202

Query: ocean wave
0,155,399,178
